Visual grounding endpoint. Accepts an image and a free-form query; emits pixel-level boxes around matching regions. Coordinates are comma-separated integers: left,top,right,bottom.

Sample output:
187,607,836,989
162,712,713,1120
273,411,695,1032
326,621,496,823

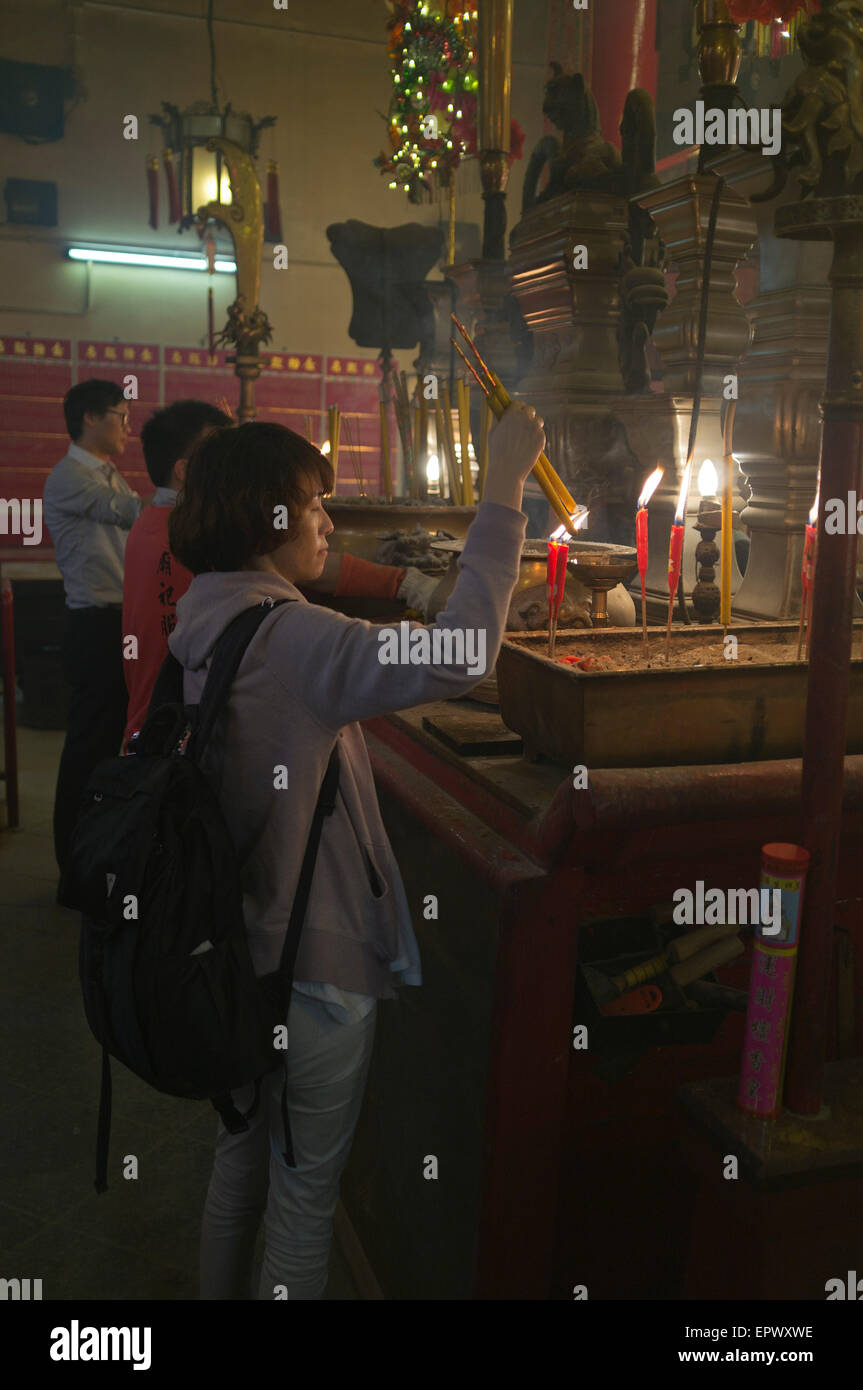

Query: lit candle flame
320,439,331,455
637,466,663,509
550,507,589,543
809,490,819,527
674,461,693,526
697,458,718,498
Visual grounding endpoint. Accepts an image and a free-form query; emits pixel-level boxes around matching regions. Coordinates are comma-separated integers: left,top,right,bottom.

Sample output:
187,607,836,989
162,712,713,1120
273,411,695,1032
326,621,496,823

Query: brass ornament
756,0,863,203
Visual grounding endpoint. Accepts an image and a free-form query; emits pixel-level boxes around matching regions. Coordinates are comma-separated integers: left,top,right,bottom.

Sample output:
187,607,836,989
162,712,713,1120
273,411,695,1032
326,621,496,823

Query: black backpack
58,597,340,1193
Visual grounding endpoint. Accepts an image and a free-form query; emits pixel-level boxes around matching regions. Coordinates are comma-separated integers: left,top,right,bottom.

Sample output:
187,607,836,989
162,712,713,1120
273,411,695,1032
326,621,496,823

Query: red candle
665,460,693,657
799,492,818,659
636,467,663,645
546,538,568,656
667,524,685,593
547,509,589,657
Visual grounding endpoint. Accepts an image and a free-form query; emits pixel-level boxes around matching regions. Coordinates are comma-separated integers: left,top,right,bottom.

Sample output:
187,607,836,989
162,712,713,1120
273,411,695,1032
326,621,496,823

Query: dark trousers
53,606,128,874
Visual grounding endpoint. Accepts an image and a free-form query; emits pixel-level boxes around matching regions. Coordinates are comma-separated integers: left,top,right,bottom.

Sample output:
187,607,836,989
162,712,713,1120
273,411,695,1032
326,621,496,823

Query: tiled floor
0,726,361,1300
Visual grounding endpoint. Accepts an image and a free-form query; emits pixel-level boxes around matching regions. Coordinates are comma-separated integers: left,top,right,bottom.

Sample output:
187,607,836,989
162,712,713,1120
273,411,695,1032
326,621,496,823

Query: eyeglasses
105,409,131,427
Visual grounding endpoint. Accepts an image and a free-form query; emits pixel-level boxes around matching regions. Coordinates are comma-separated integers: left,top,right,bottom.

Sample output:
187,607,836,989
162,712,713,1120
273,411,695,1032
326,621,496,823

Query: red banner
78,341,159,366
0,341,395,547
0,336,71,360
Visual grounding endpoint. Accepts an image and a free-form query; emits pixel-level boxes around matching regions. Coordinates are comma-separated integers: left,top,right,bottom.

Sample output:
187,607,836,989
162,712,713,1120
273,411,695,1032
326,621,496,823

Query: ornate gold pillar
477,0,513,261
199,136,272,424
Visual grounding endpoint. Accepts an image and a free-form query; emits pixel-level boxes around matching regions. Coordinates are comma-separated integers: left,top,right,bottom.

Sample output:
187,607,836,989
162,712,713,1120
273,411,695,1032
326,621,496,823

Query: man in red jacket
123,400,439,748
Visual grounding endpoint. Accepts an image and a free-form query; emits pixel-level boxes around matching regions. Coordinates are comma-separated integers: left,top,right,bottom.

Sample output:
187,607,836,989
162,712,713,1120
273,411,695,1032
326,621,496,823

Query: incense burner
326,502,477,561
496,624,863,768
430,538,638,629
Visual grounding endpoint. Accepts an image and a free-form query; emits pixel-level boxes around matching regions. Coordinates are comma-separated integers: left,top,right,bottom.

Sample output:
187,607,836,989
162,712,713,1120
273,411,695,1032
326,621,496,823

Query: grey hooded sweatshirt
168,499,527,999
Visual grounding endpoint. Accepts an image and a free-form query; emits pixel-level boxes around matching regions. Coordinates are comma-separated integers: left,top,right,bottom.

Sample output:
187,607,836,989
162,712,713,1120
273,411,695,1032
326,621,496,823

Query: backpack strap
210,745,340,1164
276,742,341,1167
275,744,340,994
94,1044,113,1195
146,650,185,720
190,597,294,759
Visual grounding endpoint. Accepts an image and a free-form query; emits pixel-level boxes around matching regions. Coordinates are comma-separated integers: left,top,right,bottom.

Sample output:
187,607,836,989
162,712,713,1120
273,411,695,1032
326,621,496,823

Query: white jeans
199,988,377,1300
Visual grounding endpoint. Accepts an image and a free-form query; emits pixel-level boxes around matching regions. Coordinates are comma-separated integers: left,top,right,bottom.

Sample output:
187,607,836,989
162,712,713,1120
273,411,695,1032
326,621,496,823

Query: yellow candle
435,398,457,500
479,395,490,492
328,404,340,495
456,377,473,505
417,379,428,492
721,402,736,629
440,384,463,501
379,400,392,502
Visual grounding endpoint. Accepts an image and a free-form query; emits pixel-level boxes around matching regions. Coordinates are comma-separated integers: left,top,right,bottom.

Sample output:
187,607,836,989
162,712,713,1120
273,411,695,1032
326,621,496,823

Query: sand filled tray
496,623,863,769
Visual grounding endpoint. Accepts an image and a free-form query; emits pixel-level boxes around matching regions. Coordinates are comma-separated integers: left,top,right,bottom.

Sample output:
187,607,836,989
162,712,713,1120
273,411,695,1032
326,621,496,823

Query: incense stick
434,397,458,500
379,400,392,502
449,321,577,531
343,416,366,498
450,336,572,518
479,394,490,493
354,414,366,498
392,372,416,499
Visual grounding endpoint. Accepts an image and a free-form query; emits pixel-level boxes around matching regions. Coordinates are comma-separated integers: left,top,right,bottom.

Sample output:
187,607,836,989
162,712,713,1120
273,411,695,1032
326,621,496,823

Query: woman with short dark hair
168,407,545,1300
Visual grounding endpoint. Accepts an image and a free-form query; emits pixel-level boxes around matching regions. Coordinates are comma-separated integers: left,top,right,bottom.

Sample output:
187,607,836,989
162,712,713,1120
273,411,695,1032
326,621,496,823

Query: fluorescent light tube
67,247,235,272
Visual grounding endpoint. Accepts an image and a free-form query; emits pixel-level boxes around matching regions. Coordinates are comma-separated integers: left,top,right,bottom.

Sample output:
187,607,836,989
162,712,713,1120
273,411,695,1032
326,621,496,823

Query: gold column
477,0,513,261
696,0,742,88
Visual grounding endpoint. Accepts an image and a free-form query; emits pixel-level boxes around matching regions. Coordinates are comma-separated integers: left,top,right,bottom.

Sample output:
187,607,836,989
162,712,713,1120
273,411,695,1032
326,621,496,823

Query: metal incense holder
431,538,638,628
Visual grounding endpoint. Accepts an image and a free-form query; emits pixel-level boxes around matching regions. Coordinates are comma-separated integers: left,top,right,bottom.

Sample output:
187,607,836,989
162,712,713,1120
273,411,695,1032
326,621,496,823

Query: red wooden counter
338,703,863,1300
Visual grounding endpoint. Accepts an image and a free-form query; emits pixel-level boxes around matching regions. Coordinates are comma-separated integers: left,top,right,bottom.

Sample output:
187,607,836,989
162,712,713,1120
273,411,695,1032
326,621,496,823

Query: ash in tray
376,527,455,575
512,635,812,672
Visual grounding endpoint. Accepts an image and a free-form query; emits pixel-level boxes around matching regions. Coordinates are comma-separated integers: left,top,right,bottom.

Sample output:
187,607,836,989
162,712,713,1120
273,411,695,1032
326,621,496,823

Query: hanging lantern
148,100,275,232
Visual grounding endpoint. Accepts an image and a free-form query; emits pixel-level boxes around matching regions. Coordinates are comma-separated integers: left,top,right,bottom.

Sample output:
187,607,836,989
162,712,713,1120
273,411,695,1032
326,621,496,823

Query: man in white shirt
43,379,150,874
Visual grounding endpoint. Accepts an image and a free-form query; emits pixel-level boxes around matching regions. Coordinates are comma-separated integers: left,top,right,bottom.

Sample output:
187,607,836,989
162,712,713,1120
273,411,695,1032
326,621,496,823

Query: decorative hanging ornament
163,146,181,224
146,154,159,230
265,160,282,242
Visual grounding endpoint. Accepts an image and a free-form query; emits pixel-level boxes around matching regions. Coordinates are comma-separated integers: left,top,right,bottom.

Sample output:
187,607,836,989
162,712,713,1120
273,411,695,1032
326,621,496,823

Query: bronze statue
521,66,621,210
520,66,667,393
755,0,863,202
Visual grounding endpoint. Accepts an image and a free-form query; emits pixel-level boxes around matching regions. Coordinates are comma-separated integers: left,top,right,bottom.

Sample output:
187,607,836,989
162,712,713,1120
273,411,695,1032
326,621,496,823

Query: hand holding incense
636,467,663,646
666,461,693,659
450,316,578,534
